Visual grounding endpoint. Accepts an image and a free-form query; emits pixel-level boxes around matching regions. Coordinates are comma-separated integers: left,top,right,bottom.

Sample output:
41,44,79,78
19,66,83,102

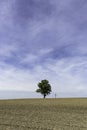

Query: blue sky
0,0,87,98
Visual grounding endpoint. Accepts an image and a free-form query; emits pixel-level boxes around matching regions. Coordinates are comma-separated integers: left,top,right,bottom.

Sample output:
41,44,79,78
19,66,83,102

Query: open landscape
0,0,87,130
0,98,87,130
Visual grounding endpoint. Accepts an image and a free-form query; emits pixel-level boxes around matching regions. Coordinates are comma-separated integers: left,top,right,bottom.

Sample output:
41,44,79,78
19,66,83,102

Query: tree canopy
36,79,52,98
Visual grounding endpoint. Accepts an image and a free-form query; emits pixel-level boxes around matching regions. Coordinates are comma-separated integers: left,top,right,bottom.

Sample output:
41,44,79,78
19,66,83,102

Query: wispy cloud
0,0,87,98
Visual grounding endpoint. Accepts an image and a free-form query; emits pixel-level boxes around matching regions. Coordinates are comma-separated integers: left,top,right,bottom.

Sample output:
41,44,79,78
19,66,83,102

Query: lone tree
36,79,52,98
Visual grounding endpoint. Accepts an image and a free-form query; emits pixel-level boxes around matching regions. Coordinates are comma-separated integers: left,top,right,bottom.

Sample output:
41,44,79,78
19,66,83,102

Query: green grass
0,98,87,130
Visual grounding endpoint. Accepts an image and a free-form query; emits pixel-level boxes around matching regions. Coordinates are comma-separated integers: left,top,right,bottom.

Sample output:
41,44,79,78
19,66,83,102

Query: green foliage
36,79,52,98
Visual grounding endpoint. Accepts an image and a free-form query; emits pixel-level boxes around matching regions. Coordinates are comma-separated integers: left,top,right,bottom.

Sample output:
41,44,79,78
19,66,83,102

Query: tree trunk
44,94,46,99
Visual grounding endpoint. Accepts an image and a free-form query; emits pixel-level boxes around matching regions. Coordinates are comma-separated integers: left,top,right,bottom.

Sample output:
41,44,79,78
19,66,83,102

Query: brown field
0,98,87,130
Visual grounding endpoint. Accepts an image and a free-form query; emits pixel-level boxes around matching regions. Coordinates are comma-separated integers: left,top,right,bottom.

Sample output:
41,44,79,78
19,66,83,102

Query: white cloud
0,62,37,91
0,0,87,98
39,48,53,55
0,55,87,97
20,54,37,63
0,0,14,26
19,48,53,64
0,44,17,57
